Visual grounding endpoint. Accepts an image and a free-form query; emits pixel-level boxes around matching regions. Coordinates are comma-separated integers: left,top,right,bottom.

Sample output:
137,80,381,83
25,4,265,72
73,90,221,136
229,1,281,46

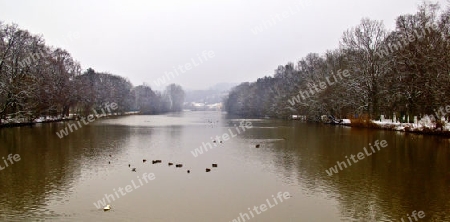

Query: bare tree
340,18,388,118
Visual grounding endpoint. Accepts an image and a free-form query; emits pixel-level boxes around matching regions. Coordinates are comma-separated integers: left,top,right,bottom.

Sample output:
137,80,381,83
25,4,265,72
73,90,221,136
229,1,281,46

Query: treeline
224,3,450,121
0,23,184,123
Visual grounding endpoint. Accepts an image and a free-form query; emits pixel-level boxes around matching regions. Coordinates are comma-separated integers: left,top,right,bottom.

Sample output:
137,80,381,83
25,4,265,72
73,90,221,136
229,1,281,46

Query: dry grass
348,114,381,128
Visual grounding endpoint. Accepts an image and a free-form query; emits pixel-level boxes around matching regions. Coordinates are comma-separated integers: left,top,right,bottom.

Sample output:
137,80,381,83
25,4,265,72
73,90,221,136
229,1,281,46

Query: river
0,111,449,221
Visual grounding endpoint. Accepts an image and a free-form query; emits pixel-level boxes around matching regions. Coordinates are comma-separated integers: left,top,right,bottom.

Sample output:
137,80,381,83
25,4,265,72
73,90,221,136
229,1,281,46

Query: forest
224,3,450,122
0,23,185,123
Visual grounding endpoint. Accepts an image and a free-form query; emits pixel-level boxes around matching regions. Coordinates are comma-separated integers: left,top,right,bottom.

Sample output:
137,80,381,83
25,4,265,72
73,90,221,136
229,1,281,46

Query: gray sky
0,0,446,90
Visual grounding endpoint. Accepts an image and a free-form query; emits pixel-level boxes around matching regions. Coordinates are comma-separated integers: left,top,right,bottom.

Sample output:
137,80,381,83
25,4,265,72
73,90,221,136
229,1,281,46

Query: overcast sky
0,0,447,90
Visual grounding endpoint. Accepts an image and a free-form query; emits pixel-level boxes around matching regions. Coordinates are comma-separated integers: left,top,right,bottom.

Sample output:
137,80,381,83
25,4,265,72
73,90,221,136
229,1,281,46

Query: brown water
0,111,449,222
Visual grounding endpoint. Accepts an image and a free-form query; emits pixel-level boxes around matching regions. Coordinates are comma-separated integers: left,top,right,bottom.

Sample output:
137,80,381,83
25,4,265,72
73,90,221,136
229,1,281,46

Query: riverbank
343,115,450,137
0,111,140,129
289,114,450,137
0,117,73,128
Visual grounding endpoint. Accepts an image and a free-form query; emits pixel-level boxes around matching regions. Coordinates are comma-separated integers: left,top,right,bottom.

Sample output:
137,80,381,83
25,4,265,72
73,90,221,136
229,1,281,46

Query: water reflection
0,122,132,220
249,121,450,221
0,113,449,221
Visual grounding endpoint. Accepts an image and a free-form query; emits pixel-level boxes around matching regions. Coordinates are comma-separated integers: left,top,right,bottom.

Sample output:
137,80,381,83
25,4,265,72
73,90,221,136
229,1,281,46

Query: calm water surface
0,111,449,221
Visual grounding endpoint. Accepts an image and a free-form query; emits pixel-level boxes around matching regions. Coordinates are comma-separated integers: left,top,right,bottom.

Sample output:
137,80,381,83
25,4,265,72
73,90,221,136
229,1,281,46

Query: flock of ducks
120,159,218,174
104,143,262,212
103,118,263,212
104,157,219,211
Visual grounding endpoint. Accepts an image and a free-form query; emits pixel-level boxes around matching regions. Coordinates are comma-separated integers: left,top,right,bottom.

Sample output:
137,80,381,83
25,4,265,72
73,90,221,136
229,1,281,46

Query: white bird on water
104,205,111,211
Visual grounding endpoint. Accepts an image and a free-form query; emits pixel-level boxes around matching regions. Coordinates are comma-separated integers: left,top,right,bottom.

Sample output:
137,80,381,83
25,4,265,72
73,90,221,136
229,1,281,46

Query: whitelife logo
229,191,291,222
325,140,388,176
0,154,21,171
56,102,118,139
250,0,311,35
191,120,252,157
153,50,215,87
288,69,351,106
375,24,435,59
93,172,155,209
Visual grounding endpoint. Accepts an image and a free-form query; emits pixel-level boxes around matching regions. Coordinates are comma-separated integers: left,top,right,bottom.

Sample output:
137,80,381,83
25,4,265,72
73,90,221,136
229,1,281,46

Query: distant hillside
208,82,238,92
184,82,237,104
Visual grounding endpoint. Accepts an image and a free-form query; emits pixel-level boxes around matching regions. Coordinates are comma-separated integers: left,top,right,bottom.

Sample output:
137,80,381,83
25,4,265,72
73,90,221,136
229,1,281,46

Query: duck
108,161,110,164
176,164,183,168
255,144,260,148
104,205,111,211
143,159,147,163
206,168,211,172
187,170,190,173
128,164,131,167
212,164,217,168
168,162,173,166
132,168,136,172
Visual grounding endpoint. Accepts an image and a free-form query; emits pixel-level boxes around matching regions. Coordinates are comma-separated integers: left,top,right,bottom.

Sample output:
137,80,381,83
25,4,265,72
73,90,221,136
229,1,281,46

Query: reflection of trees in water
0,123,131,219
258,122,450,221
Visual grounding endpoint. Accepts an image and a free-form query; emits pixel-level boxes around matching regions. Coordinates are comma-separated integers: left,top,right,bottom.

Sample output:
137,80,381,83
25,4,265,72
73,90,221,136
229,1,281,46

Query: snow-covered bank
344,115,450,136
0,116,76,128
0,112,140,128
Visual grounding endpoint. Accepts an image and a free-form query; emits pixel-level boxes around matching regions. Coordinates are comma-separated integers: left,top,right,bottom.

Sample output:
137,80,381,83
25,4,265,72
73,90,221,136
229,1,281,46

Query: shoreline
0,112,140,129
347,122,450,137
289,115,450,137
4,113,450,138
324,119,450,138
